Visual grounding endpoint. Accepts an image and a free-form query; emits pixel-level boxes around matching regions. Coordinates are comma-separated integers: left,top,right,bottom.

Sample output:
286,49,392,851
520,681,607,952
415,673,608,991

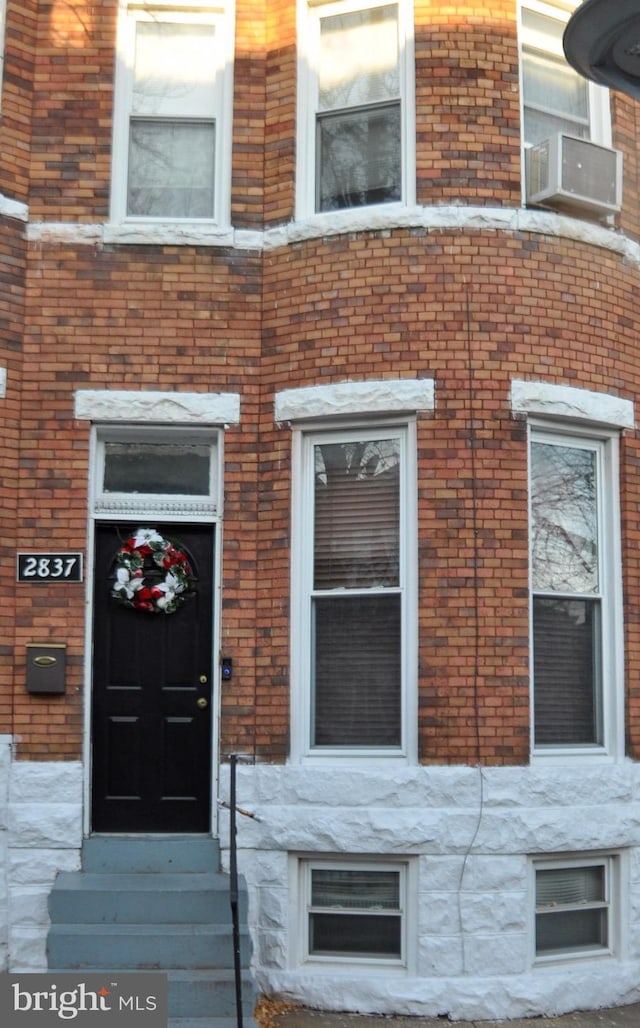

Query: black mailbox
26,643,66,694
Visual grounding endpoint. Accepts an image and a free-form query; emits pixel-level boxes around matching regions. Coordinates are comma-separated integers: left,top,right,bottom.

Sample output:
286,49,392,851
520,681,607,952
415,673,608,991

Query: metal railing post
229,753,244,1028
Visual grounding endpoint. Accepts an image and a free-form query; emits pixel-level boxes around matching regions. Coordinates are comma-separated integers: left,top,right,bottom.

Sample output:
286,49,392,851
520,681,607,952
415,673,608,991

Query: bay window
530,426,621,755
293,423,415,757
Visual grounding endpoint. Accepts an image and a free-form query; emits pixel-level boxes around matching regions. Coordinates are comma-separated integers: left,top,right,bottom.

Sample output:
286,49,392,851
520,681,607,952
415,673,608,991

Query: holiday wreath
111,528,194,614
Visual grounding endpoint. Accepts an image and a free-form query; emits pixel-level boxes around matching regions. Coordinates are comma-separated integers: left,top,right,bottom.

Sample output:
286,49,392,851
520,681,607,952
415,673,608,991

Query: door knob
197,697,208,709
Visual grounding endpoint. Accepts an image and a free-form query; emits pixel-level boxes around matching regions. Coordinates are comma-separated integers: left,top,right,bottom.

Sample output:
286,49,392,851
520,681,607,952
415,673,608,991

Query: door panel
91,523,214,832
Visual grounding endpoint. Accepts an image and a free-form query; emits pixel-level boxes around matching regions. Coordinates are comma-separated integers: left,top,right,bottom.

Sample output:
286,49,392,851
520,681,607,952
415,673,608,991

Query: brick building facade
2,0,640,1019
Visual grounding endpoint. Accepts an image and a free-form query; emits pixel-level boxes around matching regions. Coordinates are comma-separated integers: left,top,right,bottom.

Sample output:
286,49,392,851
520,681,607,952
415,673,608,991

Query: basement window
299,859,411,967
533,855,619,962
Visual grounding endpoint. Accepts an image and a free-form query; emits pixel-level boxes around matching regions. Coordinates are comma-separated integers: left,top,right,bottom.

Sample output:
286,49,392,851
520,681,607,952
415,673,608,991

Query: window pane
537,865,605,908
523,107,590,147
531,442,598,594
128,120,215,218
317,103,401,212
319,4,399,112
521,9,590,146
103,442,211,495
312,869,400,909
310,912,402,957
523,52,589,123
133,21,217,118
314,437,400,588
536,908,607,954
533,597,601,745
313,594,401,746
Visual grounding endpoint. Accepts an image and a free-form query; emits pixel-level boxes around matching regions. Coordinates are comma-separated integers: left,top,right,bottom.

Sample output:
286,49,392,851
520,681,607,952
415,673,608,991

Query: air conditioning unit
526,133,622,218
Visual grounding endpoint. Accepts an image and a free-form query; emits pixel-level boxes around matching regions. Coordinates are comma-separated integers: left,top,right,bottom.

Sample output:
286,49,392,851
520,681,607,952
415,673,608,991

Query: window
111,1,234,224
293,423,416,757
529,426,622,755
519,1,611,148
94,426,219,519
299,859,409,965
297,0,414,217
534,856,617,962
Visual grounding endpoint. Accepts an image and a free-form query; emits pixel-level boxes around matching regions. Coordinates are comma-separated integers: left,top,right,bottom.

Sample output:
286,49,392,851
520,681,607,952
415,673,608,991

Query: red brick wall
415,1,522,208
260,229,640,764
2,1,640,766
1,0,38,202
0,217,26,741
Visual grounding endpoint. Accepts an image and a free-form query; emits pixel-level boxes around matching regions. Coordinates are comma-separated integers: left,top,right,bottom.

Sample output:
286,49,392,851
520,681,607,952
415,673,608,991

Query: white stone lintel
510,379,635,430
74,389,241,426
0,194,28,223
275,378,435,423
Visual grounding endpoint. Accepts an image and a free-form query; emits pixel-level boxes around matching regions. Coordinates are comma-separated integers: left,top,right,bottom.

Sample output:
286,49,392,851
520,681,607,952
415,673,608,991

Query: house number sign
17,553,83,583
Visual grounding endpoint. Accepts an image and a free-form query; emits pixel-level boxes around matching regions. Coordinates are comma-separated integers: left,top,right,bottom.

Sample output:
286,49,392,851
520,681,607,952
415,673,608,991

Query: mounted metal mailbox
26,643,66,694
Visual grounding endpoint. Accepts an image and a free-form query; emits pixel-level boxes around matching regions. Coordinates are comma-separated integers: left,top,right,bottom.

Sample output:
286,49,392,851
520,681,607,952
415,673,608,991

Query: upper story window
519,1,611,148
111,1,234,226
297,0,415,218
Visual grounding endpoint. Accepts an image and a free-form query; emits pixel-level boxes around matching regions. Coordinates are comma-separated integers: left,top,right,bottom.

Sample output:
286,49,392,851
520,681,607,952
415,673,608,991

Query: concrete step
41,969,257,1023
47,923,252,971
48,871,248,925
168,970,256,1019
81,836,221,874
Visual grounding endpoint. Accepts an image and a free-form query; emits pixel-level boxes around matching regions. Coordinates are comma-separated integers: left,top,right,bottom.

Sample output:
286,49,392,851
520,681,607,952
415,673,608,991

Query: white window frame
528,420,624,763
296,0,416,221
518,0,612,197
110,0,235,228
531,853,622,966
293,856,415,971
290,418,418,764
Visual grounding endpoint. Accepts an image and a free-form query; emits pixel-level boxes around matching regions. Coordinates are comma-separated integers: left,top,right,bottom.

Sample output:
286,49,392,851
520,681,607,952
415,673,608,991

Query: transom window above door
93,427,220,520
110,1,235,226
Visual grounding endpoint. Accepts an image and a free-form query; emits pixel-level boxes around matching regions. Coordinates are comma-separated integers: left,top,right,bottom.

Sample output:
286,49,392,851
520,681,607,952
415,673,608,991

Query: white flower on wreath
154,571,185,611
131,527,164,548
114,567,144,600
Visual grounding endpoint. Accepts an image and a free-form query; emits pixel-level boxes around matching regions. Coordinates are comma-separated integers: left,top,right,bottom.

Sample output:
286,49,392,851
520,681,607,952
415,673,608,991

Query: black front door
91,523,214,832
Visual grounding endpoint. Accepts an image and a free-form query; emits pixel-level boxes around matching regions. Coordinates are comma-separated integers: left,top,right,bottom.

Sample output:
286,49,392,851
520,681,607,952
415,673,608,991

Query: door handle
197,697,208,709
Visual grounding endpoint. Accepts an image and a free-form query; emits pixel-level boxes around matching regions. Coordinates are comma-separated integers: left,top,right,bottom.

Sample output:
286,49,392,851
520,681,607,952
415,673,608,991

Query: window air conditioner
526,133,622,218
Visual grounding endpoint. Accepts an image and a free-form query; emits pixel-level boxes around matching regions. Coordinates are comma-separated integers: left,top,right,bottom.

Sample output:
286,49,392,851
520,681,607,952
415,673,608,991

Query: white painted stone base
220,762,640,1022
2,749,640,1020
0,742,83,972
